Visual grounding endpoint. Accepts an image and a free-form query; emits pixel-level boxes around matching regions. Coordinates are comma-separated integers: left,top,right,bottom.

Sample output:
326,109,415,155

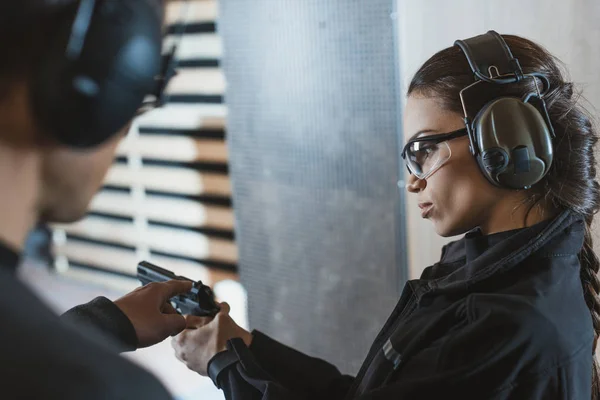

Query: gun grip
192,305,220,318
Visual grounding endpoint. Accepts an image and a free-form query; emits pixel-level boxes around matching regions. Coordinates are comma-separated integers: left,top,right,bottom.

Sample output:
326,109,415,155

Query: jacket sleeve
60,296,139,352
350,295,594,400
213,332,354,400
213,300,593,400
345,339,593,400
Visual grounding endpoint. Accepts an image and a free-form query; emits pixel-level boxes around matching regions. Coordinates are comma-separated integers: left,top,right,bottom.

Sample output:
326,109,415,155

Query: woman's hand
114,280,193,348
171,302,253,376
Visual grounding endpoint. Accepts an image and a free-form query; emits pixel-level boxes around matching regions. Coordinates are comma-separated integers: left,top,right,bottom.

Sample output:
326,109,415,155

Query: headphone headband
454,30,524,84
66,0,96,60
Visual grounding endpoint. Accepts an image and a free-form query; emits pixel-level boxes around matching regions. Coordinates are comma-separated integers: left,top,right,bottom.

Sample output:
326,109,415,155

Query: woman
172,31,600,399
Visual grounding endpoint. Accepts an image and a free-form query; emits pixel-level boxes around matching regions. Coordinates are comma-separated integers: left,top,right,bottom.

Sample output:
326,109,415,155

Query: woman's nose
405,173,426,193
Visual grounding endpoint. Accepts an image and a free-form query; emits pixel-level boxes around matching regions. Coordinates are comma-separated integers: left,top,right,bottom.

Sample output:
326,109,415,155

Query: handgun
137,261,221,317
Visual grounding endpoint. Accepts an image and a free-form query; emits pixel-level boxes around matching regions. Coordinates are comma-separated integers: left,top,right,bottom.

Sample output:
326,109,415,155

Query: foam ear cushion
472,97,553,189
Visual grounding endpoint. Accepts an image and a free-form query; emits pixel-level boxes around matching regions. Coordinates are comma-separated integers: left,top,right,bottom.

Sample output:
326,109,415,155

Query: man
0,1,199,398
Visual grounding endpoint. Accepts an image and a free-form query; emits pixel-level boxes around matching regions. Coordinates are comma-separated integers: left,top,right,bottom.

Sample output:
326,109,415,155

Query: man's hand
171,302,253,376
114,280,193,348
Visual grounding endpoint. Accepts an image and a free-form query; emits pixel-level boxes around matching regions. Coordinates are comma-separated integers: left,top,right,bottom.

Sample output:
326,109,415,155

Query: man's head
0,0,164,223
0,76,128,224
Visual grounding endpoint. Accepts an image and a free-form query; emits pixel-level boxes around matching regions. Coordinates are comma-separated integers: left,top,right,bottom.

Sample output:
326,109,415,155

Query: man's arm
61,280,193,352
61,296,139,351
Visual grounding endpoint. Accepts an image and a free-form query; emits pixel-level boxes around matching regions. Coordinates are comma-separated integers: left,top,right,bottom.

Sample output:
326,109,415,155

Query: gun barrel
137,261,194,284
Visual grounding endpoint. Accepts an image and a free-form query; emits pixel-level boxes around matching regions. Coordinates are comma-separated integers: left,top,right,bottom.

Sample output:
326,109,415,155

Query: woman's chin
429,218,446,237
434,220,475,238
433,223,452,238
431,217,459,238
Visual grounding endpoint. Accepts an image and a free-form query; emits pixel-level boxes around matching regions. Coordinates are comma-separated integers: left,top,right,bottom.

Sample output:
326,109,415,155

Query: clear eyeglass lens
406,141,450,179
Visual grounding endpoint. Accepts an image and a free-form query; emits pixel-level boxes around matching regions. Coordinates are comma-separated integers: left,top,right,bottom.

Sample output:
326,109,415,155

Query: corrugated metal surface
220,0,407,374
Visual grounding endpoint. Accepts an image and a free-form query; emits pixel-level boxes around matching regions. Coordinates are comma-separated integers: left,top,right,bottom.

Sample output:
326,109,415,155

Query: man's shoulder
0,269,171,399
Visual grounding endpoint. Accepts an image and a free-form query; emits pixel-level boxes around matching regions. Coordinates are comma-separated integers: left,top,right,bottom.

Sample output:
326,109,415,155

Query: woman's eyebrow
407,129,436,143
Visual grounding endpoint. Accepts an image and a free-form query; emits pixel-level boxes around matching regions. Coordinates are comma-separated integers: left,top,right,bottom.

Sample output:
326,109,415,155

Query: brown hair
408,34,600,398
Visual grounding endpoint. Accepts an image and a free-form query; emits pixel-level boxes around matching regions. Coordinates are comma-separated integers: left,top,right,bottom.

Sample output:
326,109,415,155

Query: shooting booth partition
220,0,408,374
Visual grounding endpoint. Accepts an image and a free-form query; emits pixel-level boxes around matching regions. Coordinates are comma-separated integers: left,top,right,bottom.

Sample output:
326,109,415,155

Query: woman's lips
419,202,433,218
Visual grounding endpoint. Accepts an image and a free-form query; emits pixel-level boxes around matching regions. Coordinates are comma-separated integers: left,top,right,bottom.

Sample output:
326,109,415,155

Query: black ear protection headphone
454,30,555,190
30,0,184,149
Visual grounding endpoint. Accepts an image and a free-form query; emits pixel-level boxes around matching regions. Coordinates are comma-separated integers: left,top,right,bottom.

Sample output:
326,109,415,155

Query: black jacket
212,209,594,399
0,245,174,399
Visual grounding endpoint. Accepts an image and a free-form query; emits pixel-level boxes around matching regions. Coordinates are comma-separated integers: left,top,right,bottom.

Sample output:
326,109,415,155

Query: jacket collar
463,216,557,264
416,209,585,296
464,226,524,263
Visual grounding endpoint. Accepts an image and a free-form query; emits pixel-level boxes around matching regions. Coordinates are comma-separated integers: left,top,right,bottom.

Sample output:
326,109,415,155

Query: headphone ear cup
30,5,79,144
30,0,163,149
472,97,553,189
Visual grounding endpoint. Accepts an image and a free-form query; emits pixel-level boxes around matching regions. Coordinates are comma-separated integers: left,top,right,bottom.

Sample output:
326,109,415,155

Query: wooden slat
165,0,218,24
56,267,140,293
165,68,226,95
135,104,226,130
54,216,238,264
104,164,231,196
54,0,239,292
137,126,226,140
117,135,228,164
53,240,237,285
90,190,234,230
163,34,222,60
54,241,144,277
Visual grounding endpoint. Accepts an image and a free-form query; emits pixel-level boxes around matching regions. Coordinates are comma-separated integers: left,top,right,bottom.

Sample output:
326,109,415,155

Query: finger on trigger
158,279,194,301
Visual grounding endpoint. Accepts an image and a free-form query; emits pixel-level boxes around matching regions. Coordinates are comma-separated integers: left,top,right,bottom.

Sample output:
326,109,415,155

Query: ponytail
580,223,600,398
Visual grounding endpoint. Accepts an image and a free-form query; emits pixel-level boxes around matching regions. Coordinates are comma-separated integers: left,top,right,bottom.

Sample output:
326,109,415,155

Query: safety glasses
401,128,469,180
